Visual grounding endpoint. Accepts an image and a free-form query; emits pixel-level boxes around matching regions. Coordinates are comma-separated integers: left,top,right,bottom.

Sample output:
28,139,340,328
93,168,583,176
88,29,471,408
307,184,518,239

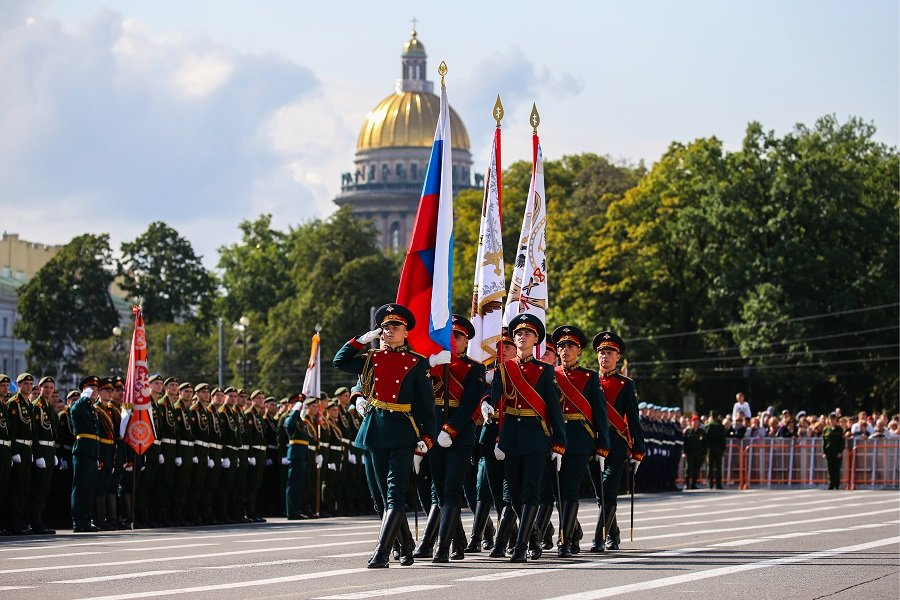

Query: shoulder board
615,373,633,382
408,350,427,361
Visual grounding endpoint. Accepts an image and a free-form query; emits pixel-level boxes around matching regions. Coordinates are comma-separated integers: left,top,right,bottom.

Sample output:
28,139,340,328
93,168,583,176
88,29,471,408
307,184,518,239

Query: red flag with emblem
120,306,156,455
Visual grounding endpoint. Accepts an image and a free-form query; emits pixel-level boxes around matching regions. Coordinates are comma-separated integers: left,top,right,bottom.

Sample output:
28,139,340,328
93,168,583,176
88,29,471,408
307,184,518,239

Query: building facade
334,28,479,253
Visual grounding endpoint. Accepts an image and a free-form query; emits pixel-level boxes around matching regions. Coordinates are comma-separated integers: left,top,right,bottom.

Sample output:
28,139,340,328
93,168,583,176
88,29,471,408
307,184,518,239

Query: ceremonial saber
599,457,607,543
629,460,635,542
555,460,563,546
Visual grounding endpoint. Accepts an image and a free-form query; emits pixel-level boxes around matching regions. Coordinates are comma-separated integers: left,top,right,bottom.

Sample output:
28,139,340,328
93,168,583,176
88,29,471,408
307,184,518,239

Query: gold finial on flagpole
493,95,504,126
530,103,540,134
438,61,448,88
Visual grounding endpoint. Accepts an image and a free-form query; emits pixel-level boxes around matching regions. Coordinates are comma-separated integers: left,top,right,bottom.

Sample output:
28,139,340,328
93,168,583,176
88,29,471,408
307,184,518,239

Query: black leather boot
450,511,466,560
557,501,579,558
590,502,610,552
95,497,114,531
528,503,553,560
396,514,415,566
412,505,440,559
510,504,538,563
432,505,460,563
465,501,491,552
571,518,583,554
604,509,620,550
482,514,496,550
368,509,404,568
489,506,517,558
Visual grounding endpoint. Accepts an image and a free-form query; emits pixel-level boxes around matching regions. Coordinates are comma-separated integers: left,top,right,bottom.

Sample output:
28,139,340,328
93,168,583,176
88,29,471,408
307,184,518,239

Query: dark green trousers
560,453,590,501
368,447,413,511
428,443,472,508
505,452,547,510
826,454,842,489
30,446,56,524
476,450,507,510
285,454,309,518
71,454,98,528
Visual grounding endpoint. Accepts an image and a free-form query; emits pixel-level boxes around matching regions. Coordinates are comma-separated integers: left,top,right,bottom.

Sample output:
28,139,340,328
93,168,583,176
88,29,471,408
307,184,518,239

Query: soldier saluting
485,313,566,563
592,331,645,551
333,303,437,569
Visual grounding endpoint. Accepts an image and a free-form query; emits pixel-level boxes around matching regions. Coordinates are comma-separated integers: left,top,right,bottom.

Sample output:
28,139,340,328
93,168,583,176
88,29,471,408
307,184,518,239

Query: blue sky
1,0,897,265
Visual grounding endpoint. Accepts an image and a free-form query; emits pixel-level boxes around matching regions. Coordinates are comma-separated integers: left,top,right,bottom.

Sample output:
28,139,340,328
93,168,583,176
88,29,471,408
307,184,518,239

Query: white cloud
0,4,337,266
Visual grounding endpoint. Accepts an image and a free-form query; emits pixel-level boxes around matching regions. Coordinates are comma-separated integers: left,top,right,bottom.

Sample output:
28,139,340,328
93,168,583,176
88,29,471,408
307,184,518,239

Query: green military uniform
333,303,437,568
682,419,705,489
0,375,13,535
283,395,311,519
233,397,251,522
172,383,196,525
6,374,35,534
71,377,101,532
135,380,163,528
94,380,118,530
154,385,180,525
203,391,224,524
276,400,291,516
823,416,845,489
491,314,566,563
243,396,267,522
320,403,345,516
302,410,322,516
593,331,646,552
336,392,364,514
550,325,610,558
188,388,211,524
263,399,280,517
217,395,241,523
30,377,60,534
705,414,726,489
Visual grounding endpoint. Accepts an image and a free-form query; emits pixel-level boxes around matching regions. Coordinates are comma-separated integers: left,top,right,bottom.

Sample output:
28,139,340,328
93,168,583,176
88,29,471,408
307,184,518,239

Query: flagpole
529,103,541,359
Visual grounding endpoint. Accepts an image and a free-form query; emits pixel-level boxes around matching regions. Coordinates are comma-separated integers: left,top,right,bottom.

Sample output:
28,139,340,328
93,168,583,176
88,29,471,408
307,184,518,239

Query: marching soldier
418,314,485,563
333,303,437,568
283,393,311,520
682,415,705,489
172,382,196,525
244,390,268,523
189,383,212,524
551,325,610,558
0,374,12,534
592,331,646,551
823,412,845,489
485,314,566,563
6,373,35,534
94,377,117,530
30,375,60,534
71,377,102,532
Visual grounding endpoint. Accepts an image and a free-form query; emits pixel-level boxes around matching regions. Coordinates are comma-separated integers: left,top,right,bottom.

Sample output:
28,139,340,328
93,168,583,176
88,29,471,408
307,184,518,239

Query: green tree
119,222,217,325
15,234,118,375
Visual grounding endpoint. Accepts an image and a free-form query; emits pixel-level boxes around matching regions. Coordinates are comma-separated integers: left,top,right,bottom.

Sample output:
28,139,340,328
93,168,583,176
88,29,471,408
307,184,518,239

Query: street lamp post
111,326,124,376
233,316,251,389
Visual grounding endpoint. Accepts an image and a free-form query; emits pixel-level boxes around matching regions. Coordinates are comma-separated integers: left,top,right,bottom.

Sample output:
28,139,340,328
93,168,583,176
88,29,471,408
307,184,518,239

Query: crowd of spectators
684,392,900,440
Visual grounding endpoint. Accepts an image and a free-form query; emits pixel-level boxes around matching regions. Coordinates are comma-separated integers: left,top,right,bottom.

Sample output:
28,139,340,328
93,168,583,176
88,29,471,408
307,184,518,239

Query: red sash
554,366,593,422
601,375,632,448
502,359,548,422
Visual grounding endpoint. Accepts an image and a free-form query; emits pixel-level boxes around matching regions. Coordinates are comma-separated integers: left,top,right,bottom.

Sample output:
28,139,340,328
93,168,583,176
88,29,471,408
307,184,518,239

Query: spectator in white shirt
850,411,874,437
732,392,752,421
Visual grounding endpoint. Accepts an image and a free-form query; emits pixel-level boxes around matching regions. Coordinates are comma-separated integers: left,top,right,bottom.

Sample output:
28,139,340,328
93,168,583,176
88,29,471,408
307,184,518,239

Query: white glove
266,458,273,466
437,431,452,447
54,455,59,467
158,454,165,465
355,398,368,416
248,456,256,466
208,458,215,468
494,445,505,461
175,457,183,467
315,454,323,469
630,458,641,474
485,370,494,384
413,453,423,474
356,328,382,345
281,457,290,466
12,453,21,464
80,387,95,400
596,454,606,470
415,440,428,455
221,457,231,469
551,451,563,472
192,456,199,464
348,453,357,465
291,401,303,412
327,462,337,471
35,457,47,469
429,350,452,367
361,455,366,466
125,463,134,472
59,458,69,471
481,400,495,423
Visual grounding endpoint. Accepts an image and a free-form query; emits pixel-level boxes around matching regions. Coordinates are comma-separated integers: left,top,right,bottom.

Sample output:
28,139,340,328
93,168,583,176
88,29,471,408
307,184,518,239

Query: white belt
0,440,10,447
161,438,176,445
251,445,266,451
14,439,33,446
267,445,277,450
194,440,208,448
210,443,223,450
240,445,249,451
38,440,55,447
320,443,333,450
179,440,194,447
341,438,350,444
225,445,240,451
153,440,161,446
308,445,318,451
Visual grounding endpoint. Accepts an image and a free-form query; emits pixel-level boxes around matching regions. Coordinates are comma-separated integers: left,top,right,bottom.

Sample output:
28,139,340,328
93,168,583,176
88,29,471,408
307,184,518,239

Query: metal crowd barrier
675,438,899,490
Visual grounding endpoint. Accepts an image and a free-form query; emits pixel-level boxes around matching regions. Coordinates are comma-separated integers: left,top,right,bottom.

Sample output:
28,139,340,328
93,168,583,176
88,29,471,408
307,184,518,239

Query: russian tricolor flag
396,80,454,355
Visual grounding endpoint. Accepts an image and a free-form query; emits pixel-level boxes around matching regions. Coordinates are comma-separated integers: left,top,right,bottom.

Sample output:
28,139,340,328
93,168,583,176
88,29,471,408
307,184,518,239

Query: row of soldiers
0,371,372,534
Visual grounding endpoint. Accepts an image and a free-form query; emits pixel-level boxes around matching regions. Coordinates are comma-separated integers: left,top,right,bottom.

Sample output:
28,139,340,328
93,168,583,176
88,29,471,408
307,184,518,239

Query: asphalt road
1,489,897,600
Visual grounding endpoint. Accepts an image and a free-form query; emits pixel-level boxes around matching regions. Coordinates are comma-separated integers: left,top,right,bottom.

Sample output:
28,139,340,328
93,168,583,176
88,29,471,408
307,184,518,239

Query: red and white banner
120,306,156,455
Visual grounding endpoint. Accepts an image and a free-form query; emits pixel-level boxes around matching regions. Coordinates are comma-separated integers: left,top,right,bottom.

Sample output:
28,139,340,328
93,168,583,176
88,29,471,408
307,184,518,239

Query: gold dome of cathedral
356,91,471,152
